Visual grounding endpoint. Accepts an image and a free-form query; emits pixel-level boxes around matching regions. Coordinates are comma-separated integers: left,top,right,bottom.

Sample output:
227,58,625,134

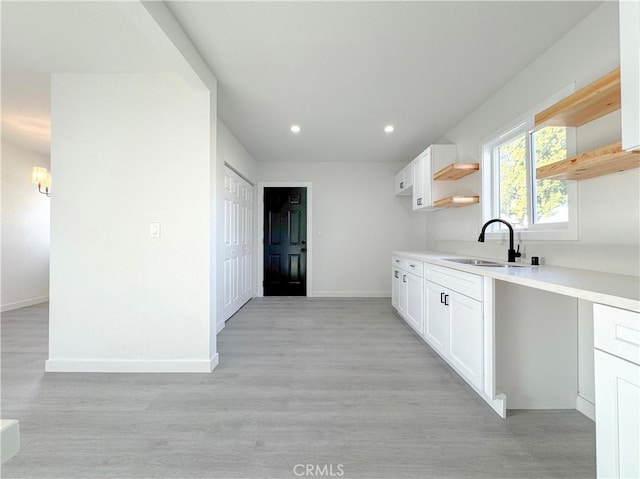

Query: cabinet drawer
404,260,423,277
392,257,404,270
594,304,640,366
425,264,482,301
392,257,424,277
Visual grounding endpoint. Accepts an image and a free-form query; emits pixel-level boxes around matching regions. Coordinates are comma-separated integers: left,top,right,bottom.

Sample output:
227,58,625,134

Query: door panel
289,210,302,243
405,272,423,334
595,349,640,479
264,187,307,296
448,292,483,390
289,254,300,282
424,281,448,355
223,168,254,321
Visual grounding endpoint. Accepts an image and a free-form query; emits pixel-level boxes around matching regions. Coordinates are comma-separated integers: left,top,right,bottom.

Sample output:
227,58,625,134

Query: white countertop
393,251,640,312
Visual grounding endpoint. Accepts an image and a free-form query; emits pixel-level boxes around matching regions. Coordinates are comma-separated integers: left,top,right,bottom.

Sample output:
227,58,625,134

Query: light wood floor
1,298,595,478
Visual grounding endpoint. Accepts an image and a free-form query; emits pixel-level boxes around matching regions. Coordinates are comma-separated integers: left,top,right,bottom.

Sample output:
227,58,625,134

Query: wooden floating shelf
433,196,480,208
535,68,621,127
536,142,640,181
433,163,479,181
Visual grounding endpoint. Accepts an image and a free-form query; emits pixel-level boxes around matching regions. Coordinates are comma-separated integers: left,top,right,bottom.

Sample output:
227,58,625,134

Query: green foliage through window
493,126,568,228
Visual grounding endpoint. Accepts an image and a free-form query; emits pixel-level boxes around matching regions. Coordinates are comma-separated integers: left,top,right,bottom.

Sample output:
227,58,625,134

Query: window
482,93,577,240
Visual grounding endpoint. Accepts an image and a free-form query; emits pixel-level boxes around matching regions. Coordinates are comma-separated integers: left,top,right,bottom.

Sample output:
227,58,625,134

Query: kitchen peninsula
392,251,639,478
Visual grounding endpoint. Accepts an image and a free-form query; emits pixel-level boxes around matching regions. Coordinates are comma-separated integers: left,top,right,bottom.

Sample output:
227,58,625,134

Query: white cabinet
448,290,483,390
594,304,640,479
405,272,423,334
394,163,413,196
391,268,400,309
424,281,449,356
424,277,483,390
391,257,424,335
620,0,640,151
395,258,484,391
412,144,458,211
594,350,640,479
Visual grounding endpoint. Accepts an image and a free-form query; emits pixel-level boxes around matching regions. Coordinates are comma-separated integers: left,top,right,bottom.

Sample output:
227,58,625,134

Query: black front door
263,187,307,296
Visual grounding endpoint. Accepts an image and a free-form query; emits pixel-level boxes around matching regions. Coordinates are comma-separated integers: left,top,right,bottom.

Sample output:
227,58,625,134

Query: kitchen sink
442,258,523,268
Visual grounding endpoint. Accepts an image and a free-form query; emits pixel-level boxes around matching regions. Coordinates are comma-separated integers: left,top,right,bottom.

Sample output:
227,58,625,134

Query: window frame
481,84,578,241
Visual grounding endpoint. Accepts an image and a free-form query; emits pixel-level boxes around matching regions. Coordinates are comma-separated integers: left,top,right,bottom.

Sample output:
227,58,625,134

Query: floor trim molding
313,291,390,298
576,394,596,421
45,357,217,373
1,296,49,313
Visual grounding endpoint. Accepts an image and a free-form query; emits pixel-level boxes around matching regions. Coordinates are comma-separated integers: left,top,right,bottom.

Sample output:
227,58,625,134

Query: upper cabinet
394,163,414,196
395,144,480,210
534,67,640,181
620,0,640,151
412,145,479,211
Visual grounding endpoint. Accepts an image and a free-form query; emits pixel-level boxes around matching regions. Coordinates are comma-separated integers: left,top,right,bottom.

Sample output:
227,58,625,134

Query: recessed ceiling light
290,125,301,133
384,125,395,133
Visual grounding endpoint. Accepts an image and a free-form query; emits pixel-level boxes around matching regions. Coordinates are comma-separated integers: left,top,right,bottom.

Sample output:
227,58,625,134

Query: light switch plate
150,222,161,238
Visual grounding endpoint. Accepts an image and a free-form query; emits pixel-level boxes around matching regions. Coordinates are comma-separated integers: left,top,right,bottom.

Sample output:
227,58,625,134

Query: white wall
47,73,213,372
217,120,257,182
257,161,427,296
1,142,50,311
431,2,639,277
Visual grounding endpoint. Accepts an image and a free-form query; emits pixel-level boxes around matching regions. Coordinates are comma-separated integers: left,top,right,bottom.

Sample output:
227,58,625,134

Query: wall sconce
31,167,51,197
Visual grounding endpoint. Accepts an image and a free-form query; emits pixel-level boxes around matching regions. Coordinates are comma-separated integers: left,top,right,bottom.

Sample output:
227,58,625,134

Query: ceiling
2,1,601,162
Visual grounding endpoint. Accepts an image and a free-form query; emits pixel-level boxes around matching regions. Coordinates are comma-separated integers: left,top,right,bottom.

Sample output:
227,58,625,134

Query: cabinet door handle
395,259,400,263
444,294,449,306
400,181,404,189
403,275,407,283
394,271,399,278
440,292,445,304
409,264,415,268
417,198,423,206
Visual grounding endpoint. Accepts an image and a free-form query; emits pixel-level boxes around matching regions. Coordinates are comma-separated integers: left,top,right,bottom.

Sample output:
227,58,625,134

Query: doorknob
301,248,307,252
301,240,306,244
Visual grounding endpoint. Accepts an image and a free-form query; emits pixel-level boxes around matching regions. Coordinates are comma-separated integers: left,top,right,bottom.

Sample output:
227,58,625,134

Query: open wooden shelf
535,68,621,127
536,142,640,181
433,196,480,208
433,163,479,181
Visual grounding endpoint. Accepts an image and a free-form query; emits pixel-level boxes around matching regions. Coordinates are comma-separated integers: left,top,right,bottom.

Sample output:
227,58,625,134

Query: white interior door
223,167,253,320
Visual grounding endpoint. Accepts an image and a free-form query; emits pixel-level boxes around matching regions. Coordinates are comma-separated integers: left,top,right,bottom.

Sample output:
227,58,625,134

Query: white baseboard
484,391,507,419
1,296,49,313
312,291,390,298
1,420,20,465
209,353,219,371
45,356,218,373
576,394,596,421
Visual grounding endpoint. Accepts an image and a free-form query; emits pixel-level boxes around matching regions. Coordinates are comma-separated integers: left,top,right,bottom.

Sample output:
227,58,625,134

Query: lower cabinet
594,350,640,479
393,259,484,392
425,279,483,390
391,258,423,335
405,272,423,333
594,304,640,479
448,290,483,390
391,268,400,309
424,281,448,356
